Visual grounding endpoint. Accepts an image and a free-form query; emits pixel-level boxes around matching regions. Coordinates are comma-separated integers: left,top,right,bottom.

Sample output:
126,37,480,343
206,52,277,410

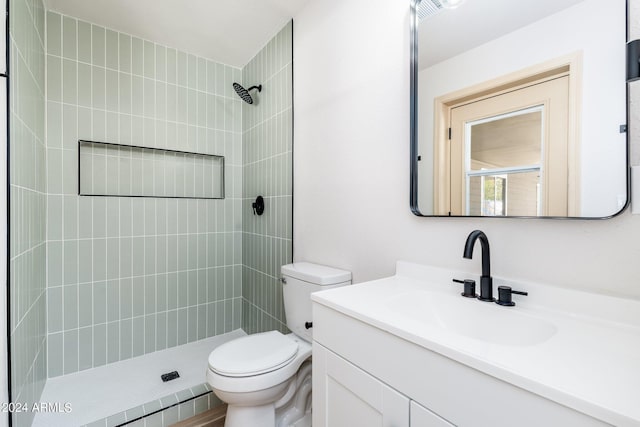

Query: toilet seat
207,333,312,394
209,331,299,377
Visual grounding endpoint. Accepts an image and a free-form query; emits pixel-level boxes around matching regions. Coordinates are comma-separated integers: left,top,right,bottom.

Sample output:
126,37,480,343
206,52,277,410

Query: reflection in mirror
467,109,543,217
411,0,628,218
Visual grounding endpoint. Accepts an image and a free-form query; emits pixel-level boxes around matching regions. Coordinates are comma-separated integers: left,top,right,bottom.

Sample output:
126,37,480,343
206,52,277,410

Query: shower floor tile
32,329,246,427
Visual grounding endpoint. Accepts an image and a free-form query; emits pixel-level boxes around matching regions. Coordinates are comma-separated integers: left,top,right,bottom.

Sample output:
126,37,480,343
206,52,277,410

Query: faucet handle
452,279,477,298
496,286,528,306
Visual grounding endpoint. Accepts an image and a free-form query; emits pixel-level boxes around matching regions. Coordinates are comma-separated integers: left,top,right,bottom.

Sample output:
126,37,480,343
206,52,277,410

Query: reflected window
481,175,506,216
465,107,543,216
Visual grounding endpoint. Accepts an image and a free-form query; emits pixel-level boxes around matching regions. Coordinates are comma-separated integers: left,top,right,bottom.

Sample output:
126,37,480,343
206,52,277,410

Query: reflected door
444,76,570,216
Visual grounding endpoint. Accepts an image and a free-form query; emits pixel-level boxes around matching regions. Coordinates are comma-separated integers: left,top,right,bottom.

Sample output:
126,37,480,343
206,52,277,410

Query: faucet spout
463,230,494,301
463,230,490,277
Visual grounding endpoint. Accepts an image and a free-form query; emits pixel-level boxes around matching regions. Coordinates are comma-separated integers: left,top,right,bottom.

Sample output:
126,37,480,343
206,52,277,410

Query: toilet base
214,378,292,427
275,361,312,427
224,400,311,427
226,403,276,427
216,361,313,427
290,412,311,427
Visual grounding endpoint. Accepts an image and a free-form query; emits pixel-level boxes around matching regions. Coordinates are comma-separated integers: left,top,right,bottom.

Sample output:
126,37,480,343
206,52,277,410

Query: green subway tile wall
45,12,244,378
241,21,293,334
9,0,47,426
9,6,293,424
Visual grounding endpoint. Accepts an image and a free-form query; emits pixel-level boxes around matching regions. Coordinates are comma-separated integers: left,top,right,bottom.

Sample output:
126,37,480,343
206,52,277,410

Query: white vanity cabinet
313,343,453,427
311,301,611,427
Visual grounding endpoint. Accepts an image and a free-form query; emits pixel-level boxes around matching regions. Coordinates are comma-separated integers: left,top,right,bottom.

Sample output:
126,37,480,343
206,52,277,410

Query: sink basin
386,290,557,346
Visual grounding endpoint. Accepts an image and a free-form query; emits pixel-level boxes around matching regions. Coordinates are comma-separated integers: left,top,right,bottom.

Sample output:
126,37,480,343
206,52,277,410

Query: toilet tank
281,262,351,342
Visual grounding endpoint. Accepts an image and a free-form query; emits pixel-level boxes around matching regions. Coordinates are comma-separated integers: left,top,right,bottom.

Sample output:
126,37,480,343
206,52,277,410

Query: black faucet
463,230,495,302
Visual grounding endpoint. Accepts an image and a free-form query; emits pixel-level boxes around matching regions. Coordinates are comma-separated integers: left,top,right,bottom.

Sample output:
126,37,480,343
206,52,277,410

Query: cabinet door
410,401,455,427
313,343,409,427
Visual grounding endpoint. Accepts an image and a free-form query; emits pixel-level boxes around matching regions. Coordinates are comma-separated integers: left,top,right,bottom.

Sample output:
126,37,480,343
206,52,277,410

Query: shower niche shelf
78,140,225,199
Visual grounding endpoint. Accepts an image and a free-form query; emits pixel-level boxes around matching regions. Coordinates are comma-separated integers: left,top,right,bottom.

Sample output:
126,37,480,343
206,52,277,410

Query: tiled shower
45,10,245,376
9,0,293,424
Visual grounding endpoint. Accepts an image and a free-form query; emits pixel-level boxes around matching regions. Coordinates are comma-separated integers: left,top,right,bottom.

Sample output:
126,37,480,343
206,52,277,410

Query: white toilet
206,262,352,427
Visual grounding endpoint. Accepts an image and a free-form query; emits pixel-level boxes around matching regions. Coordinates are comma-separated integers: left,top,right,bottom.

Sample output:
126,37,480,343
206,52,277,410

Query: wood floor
170,404,227,427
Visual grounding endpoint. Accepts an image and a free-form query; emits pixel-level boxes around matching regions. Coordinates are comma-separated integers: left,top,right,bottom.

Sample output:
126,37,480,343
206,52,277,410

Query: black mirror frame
409,0,631,220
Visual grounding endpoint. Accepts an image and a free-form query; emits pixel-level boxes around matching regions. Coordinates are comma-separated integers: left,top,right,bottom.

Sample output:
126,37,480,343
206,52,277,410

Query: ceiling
43,0,311,68
419,0,585,69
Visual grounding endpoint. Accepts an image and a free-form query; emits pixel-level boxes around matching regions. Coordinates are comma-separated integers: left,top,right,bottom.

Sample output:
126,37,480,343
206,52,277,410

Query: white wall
293,0,640,299
418,0,626,217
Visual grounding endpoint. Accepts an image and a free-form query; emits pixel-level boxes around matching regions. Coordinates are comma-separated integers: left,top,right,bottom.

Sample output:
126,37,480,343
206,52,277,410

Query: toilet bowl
207,332,312,427
206,262,351,427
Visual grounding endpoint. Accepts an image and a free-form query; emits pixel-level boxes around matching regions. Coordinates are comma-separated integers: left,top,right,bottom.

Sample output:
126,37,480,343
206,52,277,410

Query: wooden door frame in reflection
432,52,582,216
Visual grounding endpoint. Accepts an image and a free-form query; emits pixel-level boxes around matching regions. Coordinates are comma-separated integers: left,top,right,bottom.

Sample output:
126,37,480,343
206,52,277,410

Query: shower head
233,82,262,104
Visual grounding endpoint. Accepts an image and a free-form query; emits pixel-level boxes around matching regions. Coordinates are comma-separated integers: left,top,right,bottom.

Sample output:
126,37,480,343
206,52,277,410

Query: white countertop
311,262,640,426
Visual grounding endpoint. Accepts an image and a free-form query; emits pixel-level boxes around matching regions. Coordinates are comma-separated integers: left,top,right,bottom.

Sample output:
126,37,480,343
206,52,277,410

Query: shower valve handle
252,196,265,216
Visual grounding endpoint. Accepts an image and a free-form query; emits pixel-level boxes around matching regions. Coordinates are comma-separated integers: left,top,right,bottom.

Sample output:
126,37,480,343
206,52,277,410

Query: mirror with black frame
410,0,628,218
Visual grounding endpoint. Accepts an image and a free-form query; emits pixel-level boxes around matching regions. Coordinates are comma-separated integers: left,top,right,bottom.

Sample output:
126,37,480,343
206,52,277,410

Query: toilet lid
208,331,299,377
